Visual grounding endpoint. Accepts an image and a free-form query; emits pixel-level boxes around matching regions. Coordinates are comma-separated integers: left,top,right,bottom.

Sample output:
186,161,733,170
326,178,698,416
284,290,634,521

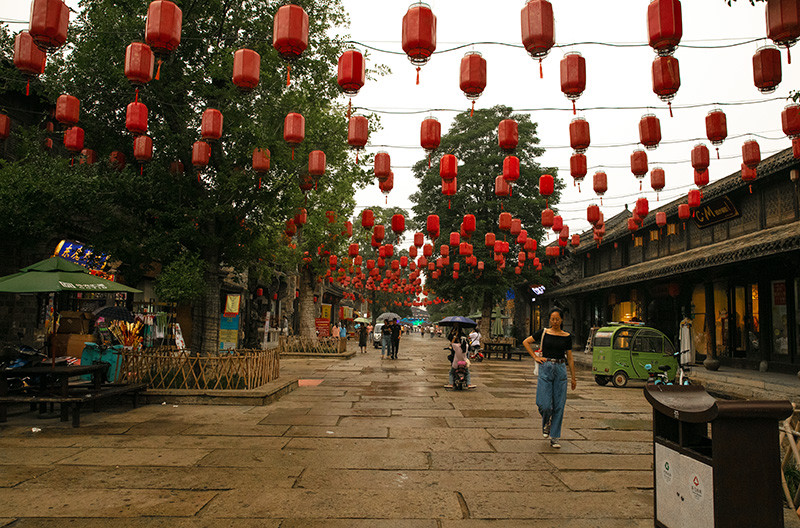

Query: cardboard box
57,311,93,334
52,334,96,358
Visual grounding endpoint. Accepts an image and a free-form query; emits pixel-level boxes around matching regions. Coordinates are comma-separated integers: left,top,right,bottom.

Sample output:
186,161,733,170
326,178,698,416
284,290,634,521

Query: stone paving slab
442,519,653,528
56,447,212,467
542,453,653,471
179,423,291,437
280,521,437,528
430,452,552,471
284,425,389,438
197,448,430,470
572,428,652,442
461,490,653,519
25,433,290,450
4,520,282,528
285,436,495,452
484,428,584,440
555,470,653,491
338,416,450,428
0,447,85,465
0,465,53,487
258,414,340,426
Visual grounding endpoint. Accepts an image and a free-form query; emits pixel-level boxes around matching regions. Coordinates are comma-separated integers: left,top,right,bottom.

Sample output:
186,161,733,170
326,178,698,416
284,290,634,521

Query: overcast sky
4,1,797,244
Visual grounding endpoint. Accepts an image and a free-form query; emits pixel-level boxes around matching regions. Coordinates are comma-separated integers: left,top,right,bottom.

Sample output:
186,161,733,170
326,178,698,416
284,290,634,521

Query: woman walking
358,323,368,353
522,308,577,449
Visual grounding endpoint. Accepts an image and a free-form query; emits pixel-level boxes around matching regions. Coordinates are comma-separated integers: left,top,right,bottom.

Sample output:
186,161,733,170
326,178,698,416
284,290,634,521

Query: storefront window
714,281,729,357
612,301,638,322
691,284,707,360
772,280,789,357
732,286,746,357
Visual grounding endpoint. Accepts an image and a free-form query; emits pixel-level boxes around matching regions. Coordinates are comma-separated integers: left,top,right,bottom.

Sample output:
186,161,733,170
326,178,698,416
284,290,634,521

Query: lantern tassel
427,153,431,168
470,101,475,117
355,151,359,163
416,66,420,85
197,172,201,184
347,99,351,119
291,147,295,160
448,199,451,209
572,100,576,115
715,147,720,159
135,88,138,103
668,102,673,118
26,79,30,96
600,197,603,205
788,47,792,65
258,177,262,190
286,63,291,86
155,59,162,81
749,184,752,194
539,59,543,79
70,156,74,167
640,181,642,191
140,166,143,176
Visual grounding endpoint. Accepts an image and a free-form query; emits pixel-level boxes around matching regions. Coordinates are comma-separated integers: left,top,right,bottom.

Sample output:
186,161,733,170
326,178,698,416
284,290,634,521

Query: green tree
1,0,377,351
410,105,560,338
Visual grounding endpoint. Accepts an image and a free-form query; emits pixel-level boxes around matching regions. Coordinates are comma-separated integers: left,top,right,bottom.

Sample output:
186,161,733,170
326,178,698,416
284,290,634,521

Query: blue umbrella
437,316,478,328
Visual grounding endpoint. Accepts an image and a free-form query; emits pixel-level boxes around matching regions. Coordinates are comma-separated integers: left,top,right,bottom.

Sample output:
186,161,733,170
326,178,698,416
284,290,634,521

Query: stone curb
279,350,357,359
141,377,298,406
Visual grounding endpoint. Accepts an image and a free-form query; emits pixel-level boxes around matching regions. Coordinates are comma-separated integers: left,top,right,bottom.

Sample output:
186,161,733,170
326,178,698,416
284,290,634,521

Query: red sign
315,318,330,337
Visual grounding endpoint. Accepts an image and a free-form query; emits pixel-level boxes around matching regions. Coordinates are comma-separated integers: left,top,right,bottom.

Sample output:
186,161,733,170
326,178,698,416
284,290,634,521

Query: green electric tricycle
591,323,678,388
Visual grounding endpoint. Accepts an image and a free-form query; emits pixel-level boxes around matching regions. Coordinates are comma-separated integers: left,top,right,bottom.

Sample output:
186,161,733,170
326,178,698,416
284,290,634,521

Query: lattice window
764,180,797,227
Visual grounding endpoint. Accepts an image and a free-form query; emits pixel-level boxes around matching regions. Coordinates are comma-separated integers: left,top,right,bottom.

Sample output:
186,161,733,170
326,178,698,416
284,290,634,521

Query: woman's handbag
533,331,545,376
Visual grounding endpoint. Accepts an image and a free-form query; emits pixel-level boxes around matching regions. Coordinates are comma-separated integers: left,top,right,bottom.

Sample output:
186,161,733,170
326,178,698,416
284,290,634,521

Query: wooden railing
780,404,800,519
114,347,279,390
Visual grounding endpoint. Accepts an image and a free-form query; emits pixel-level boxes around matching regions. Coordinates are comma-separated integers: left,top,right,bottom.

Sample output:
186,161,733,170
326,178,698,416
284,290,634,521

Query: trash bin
644,384,793,528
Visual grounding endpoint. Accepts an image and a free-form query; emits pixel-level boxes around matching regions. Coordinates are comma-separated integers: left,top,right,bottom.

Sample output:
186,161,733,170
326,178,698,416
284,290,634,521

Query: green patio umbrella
0,257,140,293
354,317,371,324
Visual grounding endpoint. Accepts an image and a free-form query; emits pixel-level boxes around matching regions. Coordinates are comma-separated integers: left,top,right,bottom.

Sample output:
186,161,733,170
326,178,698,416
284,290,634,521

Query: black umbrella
94,305,135,323
437,316,478,328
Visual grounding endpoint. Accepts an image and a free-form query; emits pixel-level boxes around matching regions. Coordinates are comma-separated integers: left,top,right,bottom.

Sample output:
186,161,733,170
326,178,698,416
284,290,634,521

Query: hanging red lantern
427,214,440,238
498,119,519,151
650,167,665,198
541,208,554,228
374,225,386,242
145,0,183,80
284,112,305,160
125,102,148,136
741,163,758,189
766,0,800,63
794,137,800,158
560,52,586,114
344,221,353,237
441,176,456,208
79,149,96,165
192,141,210,168
636,197,650,219
362,209,375,230
392,214,405,234
485,232,496,248
463,214,476,234
571,233,580,247
691,143,710,172
495,175,511,200
551,215,563,233
587,204,600,225
63,126,84,153
593,171,607,204
124,42,155,89
781,103,800,138
753,45,782,93
570,153,587,190
200,109,223,142
517,229,528,245
29,0,69,52
109,151,126,170
295,208,308,225
309,150,326,178
627,217,639,235
285,220,297,237
420,116,441,165
380,171,394,202
14,32,46,96
409,246,418,258
647,0,682,56
499,212,513,231
273,4,309,86
55,94,80,126
694,169,709,190
0,114,9,141
414,232,425,247
630,149,648,190
348,114,368,161
401,8,439,83
559,226,569,241
521,0,555,78
232,48,260,91
569,117,590,153
639,114,661,150
459,51,487,116
133,134,153,166
449,232,460,246
539,174,554,207
678,203,691,221
375,151,391,180
440,245,450,258
253,148,270,172
742,140,761,169
688,189,701,210
337,48,365,96
656,212,667,228
651,55,680,117
503,156,520,183
299,173,314,192
440,154,457,182
705,109,727,159
510,219,522,237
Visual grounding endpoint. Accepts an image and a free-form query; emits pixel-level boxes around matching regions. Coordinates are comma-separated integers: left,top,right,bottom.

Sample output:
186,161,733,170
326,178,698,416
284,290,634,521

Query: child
445,336,475,389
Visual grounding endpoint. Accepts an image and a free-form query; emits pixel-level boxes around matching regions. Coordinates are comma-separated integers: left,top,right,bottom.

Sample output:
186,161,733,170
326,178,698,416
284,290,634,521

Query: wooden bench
482,339,524,360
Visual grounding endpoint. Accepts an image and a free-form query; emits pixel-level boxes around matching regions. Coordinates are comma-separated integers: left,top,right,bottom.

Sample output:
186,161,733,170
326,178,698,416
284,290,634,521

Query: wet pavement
0,333,797,526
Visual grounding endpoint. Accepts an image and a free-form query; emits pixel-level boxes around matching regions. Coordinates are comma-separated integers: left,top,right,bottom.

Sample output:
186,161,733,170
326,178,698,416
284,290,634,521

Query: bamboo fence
279,336,341,354
115,347,280,390
780,404,800,519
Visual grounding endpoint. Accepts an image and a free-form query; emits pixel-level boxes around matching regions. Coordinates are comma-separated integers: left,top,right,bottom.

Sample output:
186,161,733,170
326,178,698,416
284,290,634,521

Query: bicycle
645,350,692,386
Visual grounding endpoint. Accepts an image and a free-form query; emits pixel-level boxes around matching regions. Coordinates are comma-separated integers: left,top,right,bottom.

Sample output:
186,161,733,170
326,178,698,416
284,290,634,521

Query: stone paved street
0,333,797,526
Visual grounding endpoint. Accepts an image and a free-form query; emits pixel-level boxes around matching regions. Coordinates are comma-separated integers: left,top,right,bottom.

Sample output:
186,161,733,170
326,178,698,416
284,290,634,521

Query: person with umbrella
380,319,392,359
389,318,401,359
357,322,368,353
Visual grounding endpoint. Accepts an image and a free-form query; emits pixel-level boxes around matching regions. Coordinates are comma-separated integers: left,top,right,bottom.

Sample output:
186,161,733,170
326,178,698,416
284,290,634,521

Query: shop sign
223,294,241,317
219,314,239,350
315,317,330,337
693,196,739,229
320,303,331,320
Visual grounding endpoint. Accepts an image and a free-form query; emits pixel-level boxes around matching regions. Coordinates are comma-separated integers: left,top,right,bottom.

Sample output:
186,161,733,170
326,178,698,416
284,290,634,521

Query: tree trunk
297,264,318,341
191,235,222,355
480,290,493,340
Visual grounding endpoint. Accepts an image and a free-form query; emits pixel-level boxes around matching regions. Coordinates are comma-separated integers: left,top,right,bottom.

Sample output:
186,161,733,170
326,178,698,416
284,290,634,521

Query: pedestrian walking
390,318,401,359
339,323,347,339
358,324,368,353
380,320,392,359
522,307,577,449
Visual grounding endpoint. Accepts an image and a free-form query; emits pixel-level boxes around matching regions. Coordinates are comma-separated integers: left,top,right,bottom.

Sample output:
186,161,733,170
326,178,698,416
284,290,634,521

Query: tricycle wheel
611,371,629,388
594,375,610,386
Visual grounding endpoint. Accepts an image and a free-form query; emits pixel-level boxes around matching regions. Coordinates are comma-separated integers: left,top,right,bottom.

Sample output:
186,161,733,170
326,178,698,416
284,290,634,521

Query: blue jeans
449,367,471,385
381,335,391,356
536,361,568,440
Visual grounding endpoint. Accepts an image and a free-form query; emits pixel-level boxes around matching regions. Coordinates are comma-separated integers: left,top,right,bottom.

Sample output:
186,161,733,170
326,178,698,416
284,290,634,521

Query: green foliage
410,105,560,311
154,253,206,302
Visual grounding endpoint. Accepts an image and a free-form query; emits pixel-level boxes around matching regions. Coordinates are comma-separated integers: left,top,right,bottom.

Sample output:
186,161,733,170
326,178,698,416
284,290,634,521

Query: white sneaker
550,439,561,449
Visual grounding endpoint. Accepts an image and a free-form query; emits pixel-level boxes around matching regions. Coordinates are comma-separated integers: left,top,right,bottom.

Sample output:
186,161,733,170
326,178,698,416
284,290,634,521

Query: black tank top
532,329,572,360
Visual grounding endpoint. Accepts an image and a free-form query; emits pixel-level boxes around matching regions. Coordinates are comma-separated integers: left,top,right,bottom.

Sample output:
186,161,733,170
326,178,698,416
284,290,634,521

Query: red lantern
348,114,368,159
402,2,437,84
392,214,405,234
449,232,460,247
593,171,607,204
109,151,126,170
741,163,757,188
656,212,667,227
495,175,511,199
651,55,680,117
309,150,326,177
571,233,580,247
362,209,375,229
284,112,305,160
375,151,391,179
521,0,555,78
124,42,155,88
14,31,46,96
636,197,649,218
299,173,314,192
630,149,648,190
380,172,394,199
63,126,84,153
510,219,522,237
427,215,440,238
29,0,69,52
552,215,563,233
499,212,512,231
651,167,665,196
541,208,554,228
146,0,182,79
329,255,338,269
374,224,385,242
794,137,800,158
421,117,441,163
705,109,727,158
587,204,600,225
55,94,80,126
742,140,761,169
253,148,270,172
133,134,153,165
647,0,682,56
678,203,691,221
539,174,554,206
273,4,309,85
201,109,223,141
628,218,639,234
753,45,782,93
517,230,528,245
192,141,210,168
459,51,487,116
440,245,450,258
337,49,365,97
694,169,709,189
639,114,661,150
688,189,701,209
781,104,800,138
498,119,519,151
414,232,424,247
545,246,560,258
0,114,9,141
570,153,587,189
295,208,308,225
441,177,456,208
691,143,710,172
503,156,520,183
569,117,590,153
560,52,586,114
440,154,457,181
79,149,96,165
766,0,800,63
485,232,496,248
463,214,476,234
126,102,148,135
232,48,260,91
